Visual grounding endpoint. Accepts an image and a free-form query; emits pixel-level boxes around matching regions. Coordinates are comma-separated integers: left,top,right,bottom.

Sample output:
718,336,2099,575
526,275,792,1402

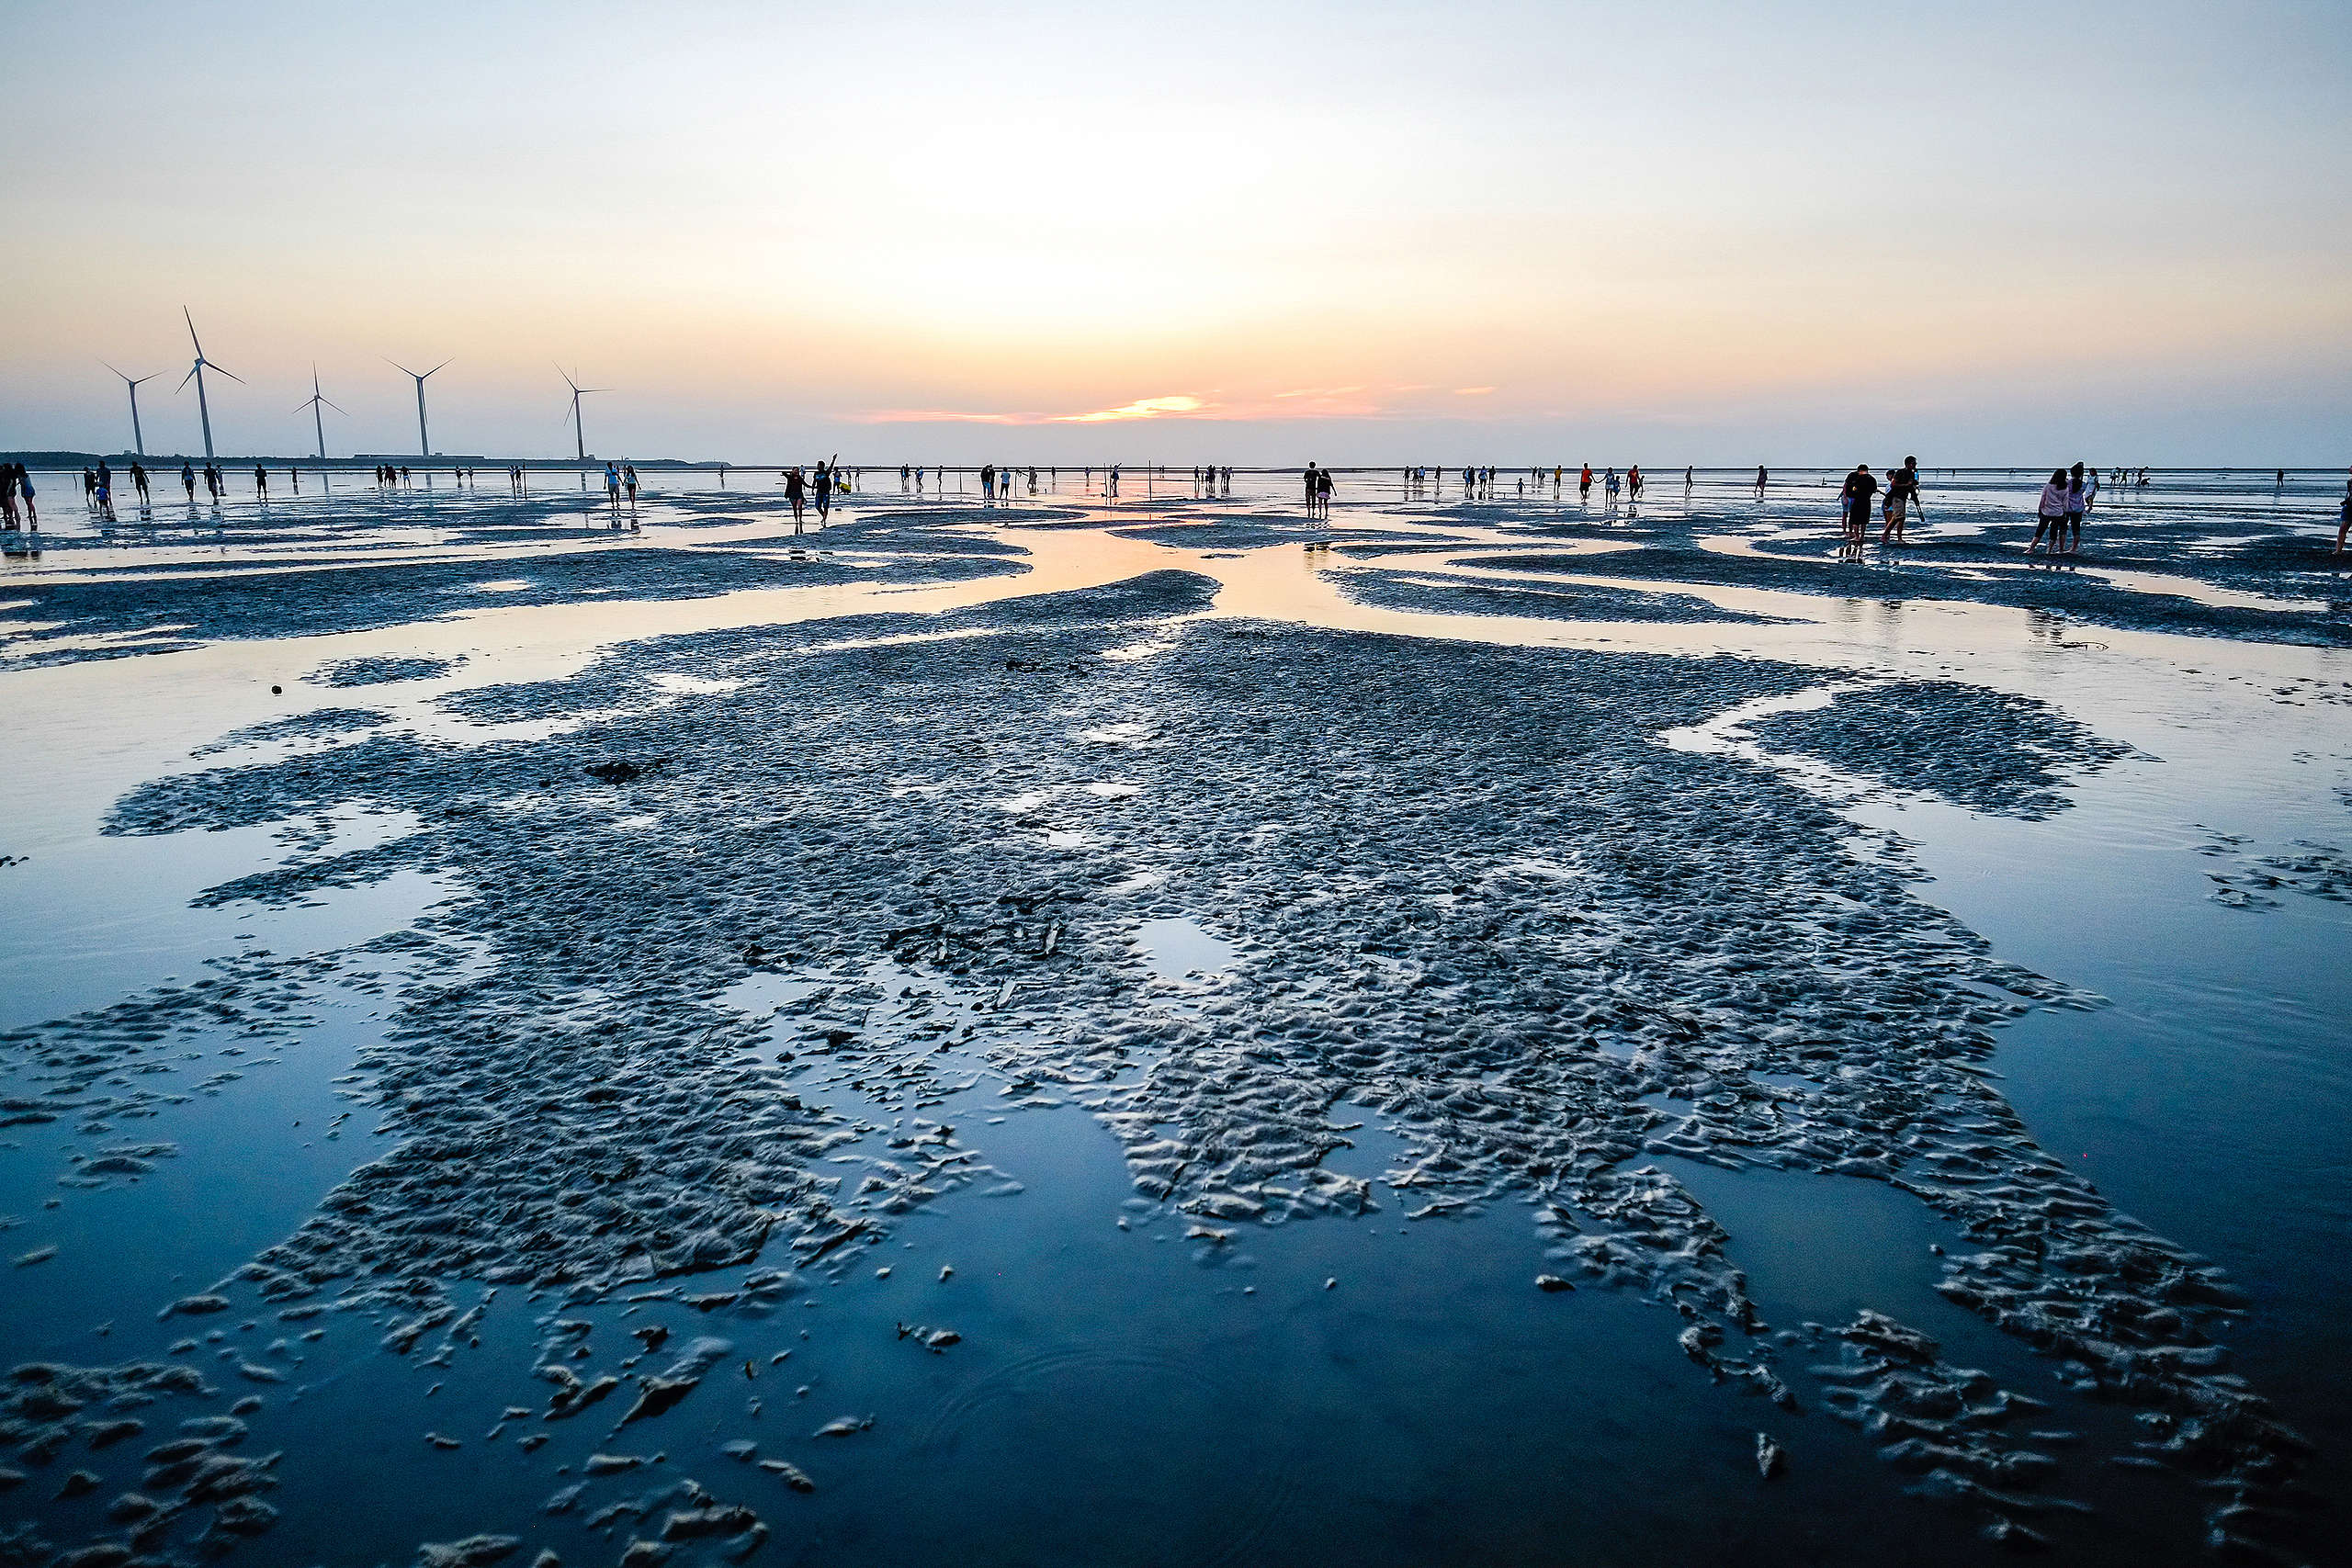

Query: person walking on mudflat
785,466,808,532
2028,468,2071,553
2335,469,2350,555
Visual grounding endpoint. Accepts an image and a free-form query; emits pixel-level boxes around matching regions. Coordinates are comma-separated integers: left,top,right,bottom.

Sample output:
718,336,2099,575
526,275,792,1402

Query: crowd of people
6,458,2347,557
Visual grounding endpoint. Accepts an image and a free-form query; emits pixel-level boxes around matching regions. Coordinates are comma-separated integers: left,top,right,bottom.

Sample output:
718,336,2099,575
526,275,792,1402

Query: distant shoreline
3,454,2341,478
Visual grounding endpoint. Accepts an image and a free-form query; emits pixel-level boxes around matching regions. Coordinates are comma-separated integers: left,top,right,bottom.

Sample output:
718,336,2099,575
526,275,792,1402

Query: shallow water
2,470,2347,1567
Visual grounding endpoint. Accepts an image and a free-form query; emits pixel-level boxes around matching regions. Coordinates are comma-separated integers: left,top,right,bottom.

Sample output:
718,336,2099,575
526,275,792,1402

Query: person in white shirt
2028,468,2071,553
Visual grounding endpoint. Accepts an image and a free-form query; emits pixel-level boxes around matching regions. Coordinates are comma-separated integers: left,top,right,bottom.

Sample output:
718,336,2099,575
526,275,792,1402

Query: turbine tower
386,356,451,457
560,367,610,464
293,366,346,460
177,310,243,462
102,363,161,457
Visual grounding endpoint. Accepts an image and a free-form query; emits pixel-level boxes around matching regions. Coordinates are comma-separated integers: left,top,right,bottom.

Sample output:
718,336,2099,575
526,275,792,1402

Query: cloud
1054,394,1208,423
1453,386,1497,396
855,408,1032,424
854,386,1430,425
854,394,1210,426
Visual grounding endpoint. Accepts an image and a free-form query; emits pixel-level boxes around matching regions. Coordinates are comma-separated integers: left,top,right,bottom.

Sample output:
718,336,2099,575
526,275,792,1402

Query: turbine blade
321,397,347,416
184,307,205,357
101,360,128,381
424,358,453,378
178,364,199,391
210,364,245,385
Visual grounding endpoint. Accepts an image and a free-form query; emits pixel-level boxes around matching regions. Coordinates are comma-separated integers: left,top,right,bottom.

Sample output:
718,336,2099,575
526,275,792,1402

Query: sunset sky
6,0,2347,464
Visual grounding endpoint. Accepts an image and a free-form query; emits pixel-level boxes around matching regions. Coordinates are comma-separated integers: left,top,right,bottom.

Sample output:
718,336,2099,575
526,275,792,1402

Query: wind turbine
177,309,243,461
559,367,609,464
293,366,346,460
102,363,161,457
386,356,451,457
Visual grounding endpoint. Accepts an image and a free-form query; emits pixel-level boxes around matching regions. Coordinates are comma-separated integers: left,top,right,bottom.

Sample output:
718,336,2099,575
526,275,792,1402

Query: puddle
1134,916,1238,981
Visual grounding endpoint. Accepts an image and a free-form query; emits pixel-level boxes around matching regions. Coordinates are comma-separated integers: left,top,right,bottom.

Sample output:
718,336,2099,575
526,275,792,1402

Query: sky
4,0,2348,465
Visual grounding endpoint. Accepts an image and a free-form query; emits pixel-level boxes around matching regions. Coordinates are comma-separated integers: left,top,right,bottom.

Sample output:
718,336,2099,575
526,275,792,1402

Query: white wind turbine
177,309,243,461
560,367,609,464
293,366,346,460
102,363,162,457
386,356,452,457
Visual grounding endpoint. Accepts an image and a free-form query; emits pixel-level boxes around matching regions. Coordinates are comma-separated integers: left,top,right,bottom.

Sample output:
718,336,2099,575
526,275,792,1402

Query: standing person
623,464,639,503
95,470,116,522
2335,468,2350,554
1838,464,1877,543
1316,464,1335,517
979,461,995,501
181,462,197,501
2028,468,2070,552
130,462,150,504
1303,462,1319,510
785,465,808,531
83,468,97,509
1881,458,1919,546
0,464,17,529
814,457,835,523
1684,465,1693,489
17,467,35,529
254,463,269,499
2064,462,2087,553
1755,464,1769,495
1579,463,1593,501
2082,464,2099,514
604,462,622,507
1603,467,1621,504
1628,464,1643,499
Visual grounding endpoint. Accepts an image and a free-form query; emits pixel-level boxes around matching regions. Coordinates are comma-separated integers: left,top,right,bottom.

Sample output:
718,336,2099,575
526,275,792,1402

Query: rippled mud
1477,544,2352,648
1334,565,1790,626
1747,682,2139,818
0,513,1022,670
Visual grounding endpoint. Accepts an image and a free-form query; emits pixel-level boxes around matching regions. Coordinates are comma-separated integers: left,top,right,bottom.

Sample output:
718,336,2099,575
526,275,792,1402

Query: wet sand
2,472,2348,1567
